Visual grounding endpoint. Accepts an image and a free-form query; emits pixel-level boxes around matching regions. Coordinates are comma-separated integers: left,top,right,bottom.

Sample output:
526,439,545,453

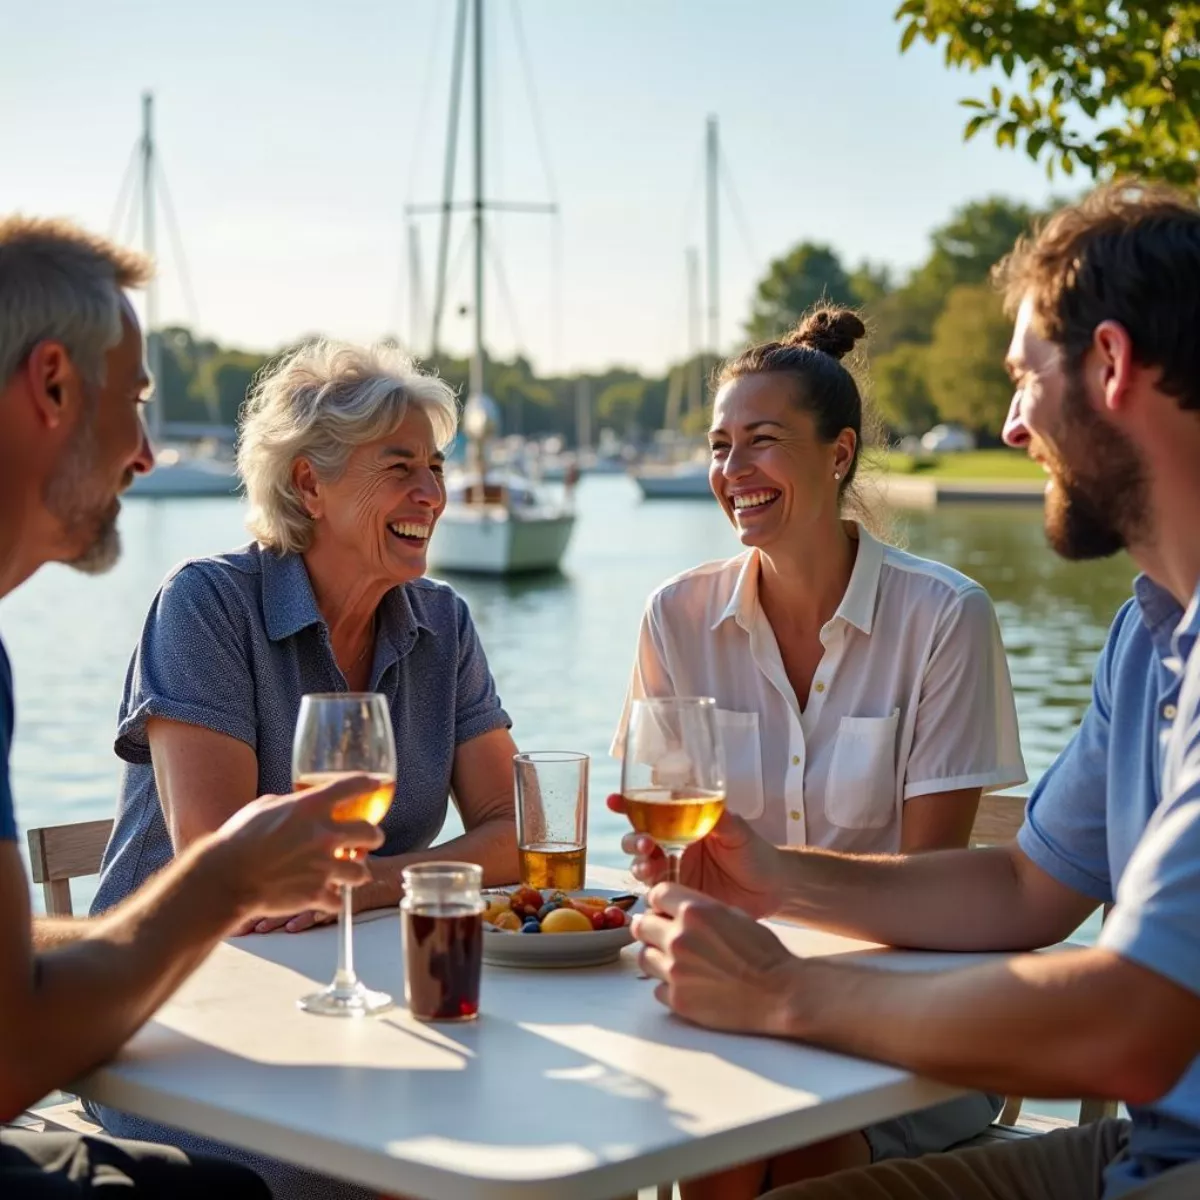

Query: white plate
481,888,643,970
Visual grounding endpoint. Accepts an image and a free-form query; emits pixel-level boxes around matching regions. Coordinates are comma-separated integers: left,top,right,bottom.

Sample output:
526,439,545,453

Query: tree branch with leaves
896,0,1200,187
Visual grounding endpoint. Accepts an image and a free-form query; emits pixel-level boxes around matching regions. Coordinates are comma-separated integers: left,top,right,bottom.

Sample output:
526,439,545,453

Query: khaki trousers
761,1120,1200,1200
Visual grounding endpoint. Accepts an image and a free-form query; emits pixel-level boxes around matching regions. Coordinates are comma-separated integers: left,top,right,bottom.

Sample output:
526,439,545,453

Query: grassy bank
880,449,1043,481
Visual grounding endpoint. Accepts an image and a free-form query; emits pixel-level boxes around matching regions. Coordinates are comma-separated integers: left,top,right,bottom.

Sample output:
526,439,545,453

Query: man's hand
633,884,801,1035
208,774,385,928
607,795,783,919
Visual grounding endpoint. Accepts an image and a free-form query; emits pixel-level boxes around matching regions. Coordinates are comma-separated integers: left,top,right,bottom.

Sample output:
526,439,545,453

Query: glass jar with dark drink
401,863,485,1022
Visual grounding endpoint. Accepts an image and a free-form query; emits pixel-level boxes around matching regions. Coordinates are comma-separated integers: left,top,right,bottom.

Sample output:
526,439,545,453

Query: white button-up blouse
613,524,1027,854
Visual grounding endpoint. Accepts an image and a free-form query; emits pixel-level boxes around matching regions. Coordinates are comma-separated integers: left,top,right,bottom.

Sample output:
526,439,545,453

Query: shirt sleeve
903,584,1027,800
0,642,16,842
609,596,677,760
1100,640,1200,995
452,595,512,745
1015,603,1134,904
115,564,259,763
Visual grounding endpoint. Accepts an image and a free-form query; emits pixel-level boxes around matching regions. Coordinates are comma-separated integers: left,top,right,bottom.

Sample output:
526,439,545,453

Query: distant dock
875,475,1046,508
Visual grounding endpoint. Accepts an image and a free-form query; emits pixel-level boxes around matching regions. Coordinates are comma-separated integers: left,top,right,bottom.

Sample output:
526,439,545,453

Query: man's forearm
32,916,94,950
9,837,243,1114
774,947,1192,1104
773,842,1081,951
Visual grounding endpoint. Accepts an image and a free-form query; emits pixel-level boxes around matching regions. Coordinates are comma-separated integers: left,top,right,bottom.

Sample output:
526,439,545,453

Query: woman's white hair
238,340,459,554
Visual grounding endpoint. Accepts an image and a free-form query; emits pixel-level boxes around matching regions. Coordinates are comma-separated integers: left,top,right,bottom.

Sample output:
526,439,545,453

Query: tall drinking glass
293,693,397,1016
514,751,588,891
620,696,725,883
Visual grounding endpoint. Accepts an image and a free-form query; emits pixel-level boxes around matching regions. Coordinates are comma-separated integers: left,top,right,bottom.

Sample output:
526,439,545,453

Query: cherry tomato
602,906,626,929
589,908,607,930
511,887,545,917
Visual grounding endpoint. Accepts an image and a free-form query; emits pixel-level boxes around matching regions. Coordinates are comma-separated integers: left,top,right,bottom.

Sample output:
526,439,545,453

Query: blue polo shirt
91,543,511,917
1018,576,1200,1196
0,639,16,842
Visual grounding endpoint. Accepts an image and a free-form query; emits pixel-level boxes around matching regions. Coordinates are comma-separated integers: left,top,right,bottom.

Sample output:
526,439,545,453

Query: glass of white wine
620,696,725,883
293,692,396,1017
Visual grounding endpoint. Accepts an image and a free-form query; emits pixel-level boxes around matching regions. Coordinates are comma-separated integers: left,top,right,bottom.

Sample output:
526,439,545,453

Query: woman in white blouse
614,307,1026,1198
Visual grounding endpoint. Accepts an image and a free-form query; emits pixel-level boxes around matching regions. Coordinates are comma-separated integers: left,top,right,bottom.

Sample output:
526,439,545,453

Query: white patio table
70,867,987,1200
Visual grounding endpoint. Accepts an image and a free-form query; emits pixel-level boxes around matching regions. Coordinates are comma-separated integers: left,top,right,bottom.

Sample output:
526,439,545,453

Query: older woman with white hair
94,340,519,926
87,340,519,1195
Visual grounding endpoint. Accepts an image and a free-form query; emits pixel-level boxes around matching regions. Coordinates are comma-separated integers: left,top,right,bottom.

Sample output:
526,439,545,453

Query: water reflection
0,479,1138,907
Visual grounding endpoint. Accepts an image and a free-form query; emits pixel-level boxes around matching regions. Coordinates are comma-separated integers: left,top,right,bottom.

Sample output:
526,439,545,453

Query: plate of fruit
480,886,642,969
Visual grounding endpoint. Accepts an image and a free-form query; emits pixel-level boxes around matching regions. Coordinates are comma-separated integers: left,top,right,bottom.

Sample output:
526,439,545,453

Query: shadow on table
97,923,956,1196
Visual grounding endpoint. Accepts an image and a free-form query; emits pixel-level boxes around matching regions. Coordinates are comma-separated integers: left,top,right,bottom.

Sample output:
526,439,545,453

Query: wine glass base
298,984,393,1017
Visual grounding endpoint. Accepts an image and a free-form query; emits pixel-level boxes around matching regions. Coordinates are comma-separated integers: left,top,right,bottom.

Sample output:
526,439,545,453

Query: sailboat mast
407,221,424,353
686,245,702,419
469,0,486,398
141,91,162,440
705,114,720,355
429,0,468,361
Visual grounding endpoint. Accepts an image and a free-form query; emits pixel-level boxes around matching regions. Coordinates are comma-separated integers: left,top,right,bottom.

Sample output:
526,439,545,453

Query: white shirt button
792,754,800,766
814,682,826,694
789,809,801,822
1163,703,1178,720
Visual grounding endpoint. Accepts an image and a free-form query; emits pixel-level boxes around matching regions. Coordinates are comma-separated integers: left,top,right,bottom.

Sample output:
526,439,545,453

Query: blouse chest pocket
715,709,765,821
824,709,900,831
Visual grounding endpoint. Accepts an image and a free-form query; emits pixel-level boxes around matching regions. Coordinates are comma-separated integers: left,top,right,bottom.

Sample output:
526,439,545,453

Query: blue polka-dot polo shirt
92,542,511,917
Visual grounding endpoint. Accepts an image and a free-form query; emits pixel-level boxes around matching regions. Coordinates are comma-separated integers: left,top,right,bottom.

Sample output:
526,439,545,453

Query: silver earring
833,472,841,481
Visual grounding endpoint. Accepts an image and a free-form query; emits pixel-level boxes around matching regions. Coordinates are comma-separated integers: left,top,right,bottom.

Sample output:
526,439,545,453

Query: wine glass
620,696,725,883
293,693,397,1017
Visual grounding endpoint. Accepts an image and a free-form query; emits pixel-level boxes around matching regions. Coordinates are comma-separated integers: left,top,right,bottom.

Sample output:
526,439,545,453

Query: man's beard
1043,366,1148,561
43,407,124,575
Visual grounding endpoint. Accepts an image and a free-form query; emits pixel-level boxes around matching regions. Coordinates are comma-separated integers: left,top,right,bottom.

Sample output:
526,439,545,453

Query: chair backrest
970,793,1026,846
967,793,1119,1128
27,818,114,917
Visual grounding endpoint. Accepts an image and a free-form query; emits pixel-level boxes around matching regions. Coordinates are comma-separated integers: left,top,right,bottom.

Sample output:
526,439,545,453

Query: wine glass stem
666,851,681,884
333,884,358,992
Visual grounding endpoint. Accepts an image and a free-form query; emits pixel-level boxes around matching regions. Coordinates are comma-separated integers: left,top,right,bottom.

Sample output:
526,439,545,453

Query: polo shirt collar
261,548,434,664
262,548,323,642
711,522,884,636
1171,580,1200,666
1134,573,1186,660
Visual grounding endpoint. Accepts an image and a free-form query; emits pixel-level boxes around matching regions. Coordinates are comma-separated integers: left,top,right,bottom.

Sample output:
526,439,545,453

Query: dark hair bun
785,307,866,361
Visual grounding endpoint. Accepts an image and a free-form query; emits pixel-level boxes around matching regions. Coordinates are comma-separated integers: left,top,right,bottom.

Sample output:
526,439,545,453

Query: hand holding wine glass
619,697,726,884
212,774,385,920
292,693,397,1017
605,794,783,921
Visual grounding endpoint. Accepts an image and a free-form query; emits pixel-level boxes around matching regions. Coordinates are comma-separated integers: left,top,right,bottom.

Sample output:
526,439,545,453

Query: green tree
848,262,894,307
924,283,1013,436
896,1,1200,187
871,343,939,435
746,242,857,341
866,196,1040,354
596,379,648,437
198,350,267,426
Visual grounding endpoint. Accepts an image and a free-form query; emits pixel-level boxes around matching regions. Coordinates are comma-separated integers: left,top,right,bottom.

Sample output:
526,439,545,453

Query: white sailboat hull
428,507,575,575
632,464,713,500
127,457,241,498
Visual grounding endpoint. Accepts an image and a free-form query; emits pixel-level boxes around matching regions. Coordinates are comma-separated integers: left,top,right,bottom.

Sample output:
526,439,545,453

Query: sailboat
422,0,575,575
124,93,241,499
633,117,721,502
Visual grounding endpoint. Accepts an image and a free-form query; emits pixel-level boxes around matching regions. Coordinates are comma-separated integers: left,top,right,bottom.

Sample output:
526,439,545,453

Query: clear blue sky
2,0,1063,374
